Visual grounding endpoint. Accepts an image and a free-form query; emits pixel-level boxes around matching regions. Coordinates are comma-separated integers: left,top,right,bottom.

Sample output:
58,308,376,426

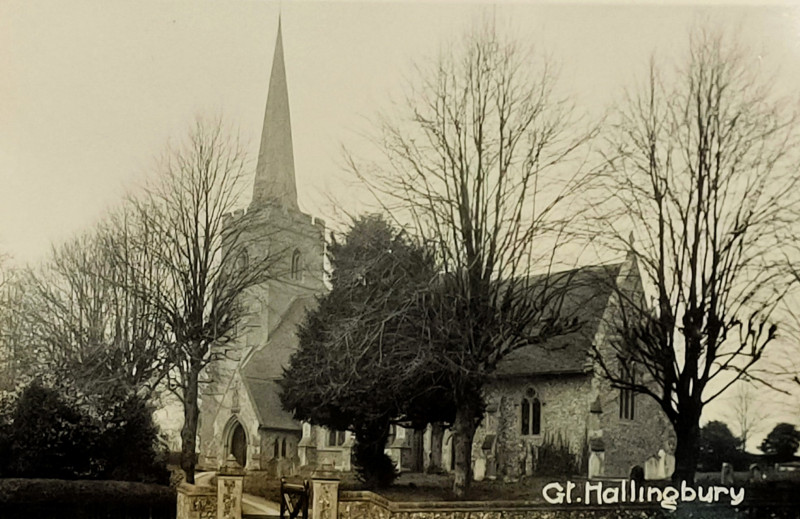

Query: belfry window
291,249,303,280
521,388,541,436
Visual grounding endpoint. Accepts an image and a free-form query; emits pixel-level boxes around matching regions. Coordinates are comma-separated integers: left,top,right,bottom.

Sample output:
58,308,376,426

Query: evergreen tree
760,423,800,462
281,215,452,487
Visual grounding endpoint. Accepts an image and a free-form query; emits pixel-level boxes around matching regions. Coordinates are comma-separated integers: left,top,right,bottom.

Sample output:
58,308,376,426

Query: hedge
0,478,175,519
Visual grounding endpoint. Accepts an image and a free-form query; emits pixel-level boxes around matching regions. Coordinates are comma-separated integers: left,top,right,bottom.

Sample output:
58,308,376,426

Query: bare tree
724,382,766,452
349,25,594,496
592,28,800,482
11,221,170,399
123,118,279,483
0,254,25,391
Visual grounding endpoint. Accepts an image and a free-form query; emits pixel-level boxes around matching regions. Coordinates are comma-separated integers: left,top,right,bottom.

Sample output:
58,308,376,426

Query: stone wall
338,491,677,519
176,483,216,519
477,375,592,480
198,372,263,470
590,261,675,478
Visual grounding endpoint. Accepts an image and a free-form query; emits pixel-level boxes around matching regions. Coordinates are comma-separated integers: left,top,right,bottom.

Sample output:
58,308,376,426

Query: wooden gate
279,478,309,519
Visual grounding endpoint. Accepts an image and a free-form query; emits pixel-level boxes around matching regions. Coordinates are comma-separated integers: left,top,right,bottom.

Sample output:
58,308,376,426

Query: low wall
177,483,216,519
338,490,769,519
338,491,669,519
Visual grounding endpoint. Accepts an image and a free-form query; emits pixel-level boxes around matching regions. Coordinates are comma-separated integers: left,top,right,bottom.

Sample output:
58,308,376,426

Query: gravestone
721,462,734,485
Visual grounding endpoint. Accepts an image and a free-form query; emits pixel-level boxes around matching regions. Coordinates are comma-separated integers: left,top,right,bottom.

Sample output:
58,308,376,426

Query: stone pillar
311,464,340,519
298,422,315,467
177,483,216,519
217,455,245,519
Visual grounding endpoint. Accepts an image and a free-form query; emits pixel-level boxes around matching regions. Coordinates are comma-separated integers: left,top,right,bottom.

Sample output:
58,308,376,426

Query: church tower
198,18,325,473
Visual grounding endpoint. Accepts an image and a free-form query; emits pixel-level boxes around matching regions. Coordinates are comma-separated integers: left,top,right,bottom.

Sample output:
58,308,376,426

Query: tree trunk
452,404,478,498
672,411,701,484
180,367,200,484
353,420,395,489
429,422,444,473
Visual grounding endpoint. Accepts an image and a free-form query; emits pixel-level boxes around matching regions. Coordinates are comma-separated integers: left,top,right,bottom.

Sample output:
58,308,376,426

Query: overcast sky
3,0,800,445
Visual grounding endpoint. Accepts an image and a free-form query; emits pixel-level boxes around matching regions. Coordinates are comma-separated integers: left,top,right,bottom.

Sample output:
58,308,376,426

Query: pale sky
3,0,800,447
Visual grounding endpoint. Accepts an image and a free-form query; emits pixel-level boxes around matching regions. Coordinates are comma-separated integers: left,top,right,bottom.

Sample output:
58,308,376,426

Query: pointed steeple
251,17,299,211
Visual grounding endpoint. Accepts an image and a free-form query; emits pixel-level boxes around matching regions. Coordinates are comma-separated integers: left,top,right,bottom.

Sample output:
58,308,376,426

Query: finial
628,231,635,247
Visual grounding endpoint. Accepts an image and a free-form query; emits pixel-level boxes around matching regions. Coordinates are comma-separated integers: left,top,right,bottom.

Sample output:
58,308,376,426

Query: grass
242,471,554,502
242,470,800,504
376,472,550,502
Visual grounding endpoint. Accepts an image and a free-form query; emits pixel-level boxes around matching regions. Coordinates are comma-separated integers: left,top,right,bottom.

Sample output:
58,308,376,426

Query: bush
97,394,170,483
0,478,175,519
531,431,581,476
6,382,99,478
0,381,168,483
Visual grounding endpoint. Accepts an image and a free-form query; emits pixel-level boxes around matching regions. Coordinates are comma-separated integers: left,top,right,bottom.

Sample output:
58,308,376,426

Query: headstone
721,462,734,485
218,455,245,519
644,455,660,480
312,464,340,519
749,463,763,482
663,451,675,479
588,451,605,479
474,454,486,481
630,465,645,484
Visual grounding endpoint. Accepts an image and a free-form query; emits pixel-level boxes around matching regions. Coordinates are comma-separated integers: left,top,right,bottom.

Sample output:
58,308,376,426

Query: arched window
281,438,287,458
291,249,303,280
521,388,542,436
274,437,280,459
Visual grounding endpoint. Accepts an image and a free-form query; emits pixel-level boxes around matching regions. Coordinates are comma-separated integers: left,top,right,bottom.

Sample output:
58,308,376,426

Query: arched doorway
230,423,247,467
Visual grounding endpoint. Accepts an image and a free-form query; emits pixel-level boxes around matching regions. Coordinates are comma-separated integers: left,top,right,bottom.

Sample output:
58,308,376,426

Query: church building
197,20,675,481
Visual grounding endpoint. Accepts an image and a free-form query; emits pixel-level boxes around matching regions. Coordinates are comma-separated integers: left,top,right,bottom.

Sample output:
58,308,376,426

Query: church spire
251,17,299,211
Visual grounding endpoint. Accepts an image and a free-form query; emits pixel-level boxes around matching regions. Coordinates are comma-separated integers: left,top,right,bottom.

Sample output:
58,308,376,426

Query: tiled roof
241,295,315,430
241,378,300,432
494,263,622,377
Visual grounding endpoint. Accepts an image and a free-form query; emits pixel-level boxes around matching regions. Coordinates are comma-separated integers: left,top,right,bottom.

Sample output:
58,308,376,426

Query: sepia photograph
2,1,800,517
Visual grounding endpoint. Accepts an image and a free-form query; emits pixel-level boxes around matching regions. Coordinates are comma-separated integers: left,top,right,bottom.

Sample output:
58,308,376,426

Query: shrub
6,382,99,479
97,393,170,483
531,431,581,476
0,381,168,483
0,478,175,519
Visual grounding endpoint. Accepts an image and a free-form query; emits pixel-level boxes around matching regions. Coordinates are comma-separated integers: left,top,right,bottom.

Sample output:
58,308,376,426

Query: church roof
494,262,624,377
241,295,315,431
242,378,300,432
251,17,299,211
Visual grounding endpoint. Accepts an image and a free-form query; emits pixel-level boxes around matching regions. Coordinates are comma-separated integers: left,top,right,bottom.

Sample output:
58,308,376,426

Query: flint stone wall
338,491,674,519
338,491,745,519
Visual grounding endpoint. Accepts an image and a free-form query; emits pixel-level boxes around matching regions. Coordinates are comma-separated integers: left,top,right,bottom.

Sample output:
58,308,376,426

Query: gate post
218,454,245,519
311,463,340,519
